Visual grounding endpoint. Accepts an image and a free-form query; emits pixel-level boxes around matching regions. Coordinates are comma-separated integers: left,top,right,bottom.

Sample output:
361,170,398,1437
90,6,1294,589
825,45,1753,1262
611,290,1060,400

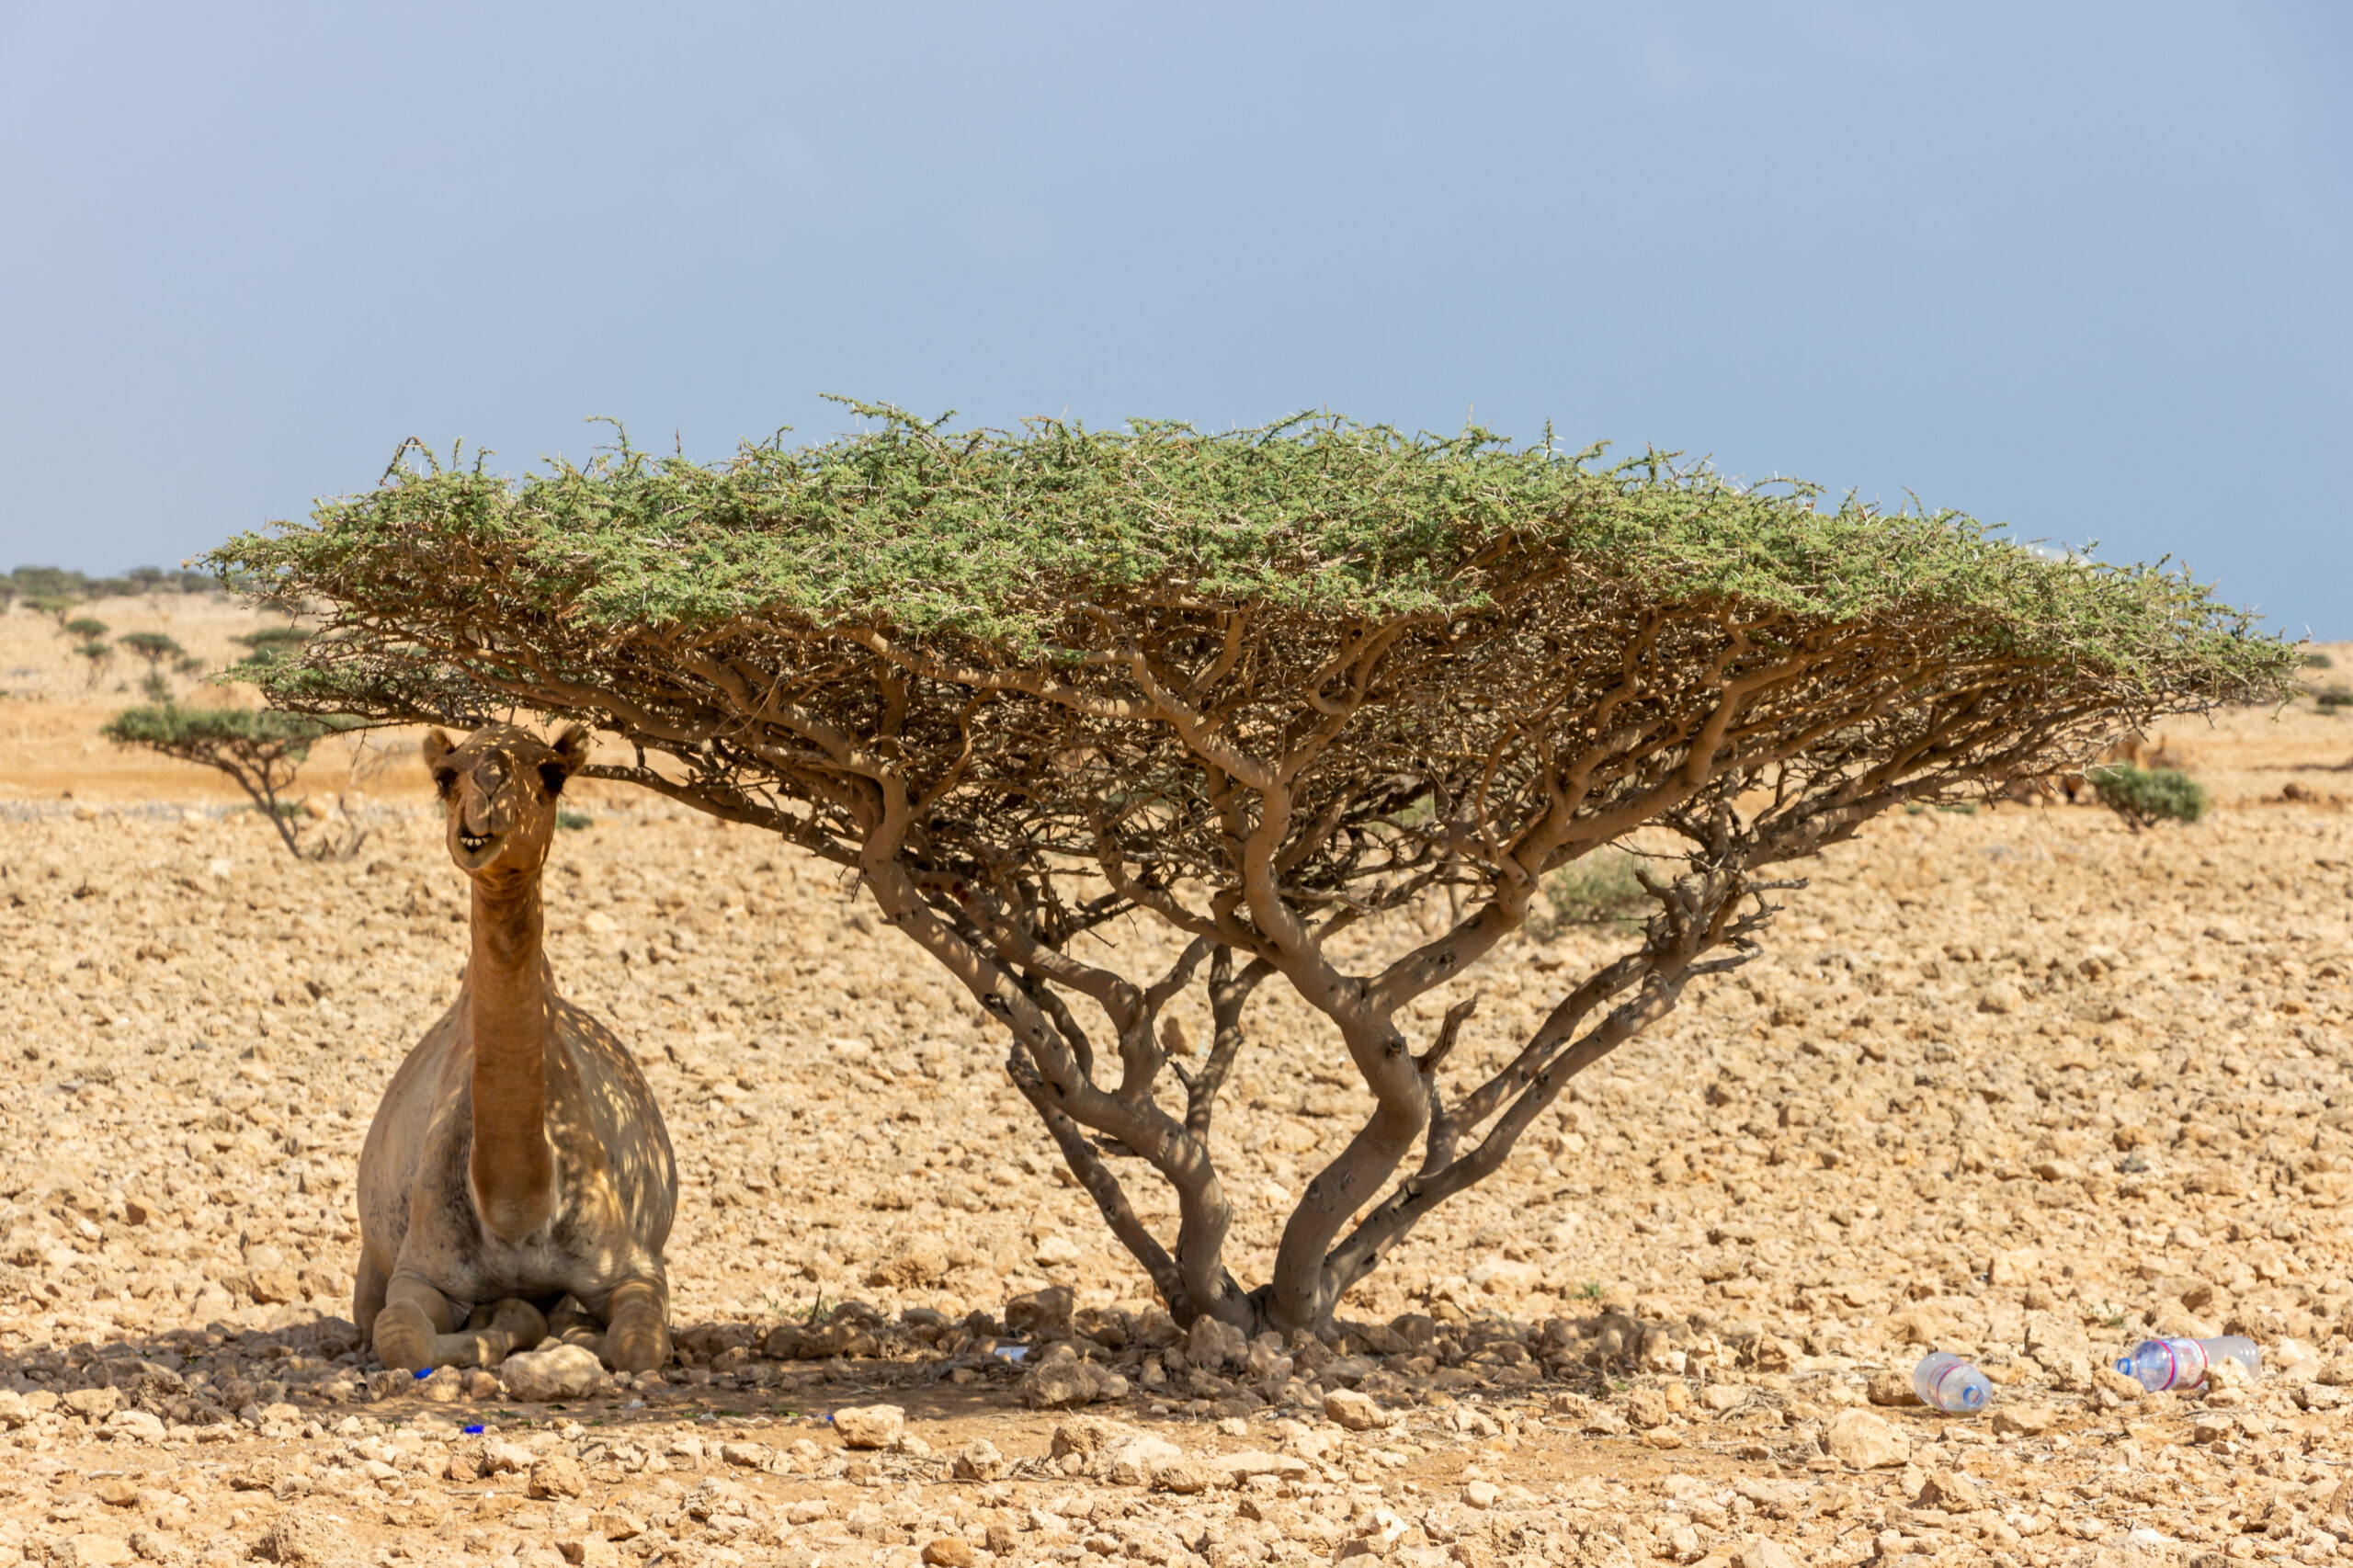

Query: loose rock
1823,1409,1910,1469
832,1403,906,1449
1324,1388,1392,1431
499,1342,606,1403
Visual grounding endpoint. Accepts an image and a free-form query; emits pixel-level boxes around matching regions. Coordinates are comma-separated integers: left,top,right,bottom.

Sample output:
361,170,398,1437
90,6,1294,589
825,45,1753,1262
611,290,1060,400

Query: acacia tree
104,705,358,857
211,411,2293,1337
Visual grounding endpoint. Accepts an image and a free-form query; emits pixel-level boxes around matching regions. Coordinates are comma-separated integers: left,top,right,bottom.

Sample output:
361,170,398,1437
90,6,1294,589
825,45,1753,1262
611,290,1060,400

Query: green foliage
119,631,187,668
1528,848,1649,937
104,702,353,756
2315,684,2352,712
24,594,78,627
139,672,172,703
212,406,2293,688
73,640,112,686
2090,764,2207,830
63,617,108,641
555,809,594,831
230,625,311,676
2305,651,2336,669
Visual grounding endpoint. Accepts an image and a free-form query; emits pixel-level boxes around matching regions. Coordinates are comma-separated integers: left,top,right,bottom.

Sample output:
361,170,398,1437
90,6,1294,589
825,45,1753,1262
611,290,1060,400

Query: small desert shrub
2091,764,2206,830
2315,684,2352,712
556,809,594,831
63,616,108,641
1529,848,1648,937
2303,651,2335,669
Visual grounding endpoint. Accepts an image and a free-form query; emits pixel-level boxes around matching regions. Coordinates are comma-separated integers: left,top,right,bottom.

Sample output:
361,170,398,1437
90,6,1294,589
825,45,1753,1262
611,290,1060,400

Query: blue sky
2,2,2345,634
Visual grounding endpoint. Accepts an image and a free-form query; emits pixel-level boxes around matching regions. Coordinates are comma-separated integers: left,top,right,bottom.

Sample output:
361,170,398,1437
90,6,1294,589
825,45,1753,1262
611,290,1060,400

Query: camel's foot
547,1298,603,1352
445,1298,550,1367
602,1278,670,1374
377,1291,546,1371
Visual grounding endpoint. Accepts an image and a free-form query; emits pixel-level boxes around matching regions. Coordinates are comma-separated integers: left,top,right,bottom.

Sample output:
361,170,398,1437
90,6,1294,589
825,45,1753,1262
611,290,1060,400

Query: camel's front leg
598,1274,671,1373
353,1251,389,1344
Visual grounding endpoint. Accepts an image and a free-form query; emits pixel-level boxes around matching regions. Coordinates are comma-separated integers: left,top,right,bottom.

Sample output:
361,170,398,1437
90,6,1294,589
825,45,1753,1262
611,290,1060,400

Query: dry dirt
3,597,2353,1568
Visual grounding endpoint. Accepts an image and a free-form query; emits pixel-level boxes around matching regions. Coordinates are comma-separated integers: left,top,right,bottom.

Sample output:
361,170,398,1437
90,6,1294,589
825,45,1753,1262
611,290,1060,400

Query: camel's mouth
453,828,502,866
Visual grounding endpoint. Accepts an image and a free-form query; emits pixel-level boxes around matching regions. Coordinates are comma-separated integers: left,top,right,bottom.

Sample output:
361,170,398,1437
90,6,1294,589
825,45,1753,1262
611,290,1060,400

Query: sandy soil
2,598,2352,1568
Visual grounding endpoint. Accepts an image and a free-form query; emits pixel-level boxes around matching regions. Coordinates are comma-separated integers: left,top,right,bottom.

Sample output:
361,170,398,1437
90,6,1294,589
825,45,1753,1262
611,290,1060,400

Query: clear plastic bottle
2113,1335,2261,1392
1912,1351,1992,1414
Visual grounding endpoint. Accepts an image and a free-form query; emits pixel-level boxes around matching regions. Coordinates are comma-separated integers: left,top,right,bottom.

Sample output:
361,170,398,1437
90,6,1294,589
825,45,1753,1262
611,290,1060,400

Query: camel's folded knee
371,1301,439,1373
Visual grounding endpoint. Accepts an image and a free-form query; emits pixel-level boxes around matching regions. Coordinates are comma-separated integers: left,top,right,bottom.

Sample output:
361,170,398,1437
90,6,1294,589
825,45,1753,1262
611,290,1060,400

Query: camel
355,723,677,1373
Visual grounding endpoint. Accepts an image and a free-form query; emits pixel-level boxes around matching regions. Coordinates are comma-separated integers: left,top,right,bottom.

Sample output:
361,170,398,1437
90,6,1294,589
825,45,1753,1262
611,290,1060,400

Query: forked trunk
465,874,556,1240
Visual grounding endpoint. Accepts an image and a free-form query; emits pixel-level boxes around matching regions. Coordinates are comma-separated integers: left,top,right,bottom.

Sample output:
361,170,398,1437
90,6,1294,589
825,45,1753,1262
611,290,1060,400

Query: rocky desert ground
3,596,2352,1568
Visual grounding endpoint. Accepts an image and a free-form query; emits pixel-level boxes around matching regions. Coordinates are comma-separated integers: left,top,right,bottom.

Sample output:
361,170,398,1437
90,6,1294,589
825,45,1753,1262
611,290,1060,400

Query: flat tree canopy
212,408,2294,1335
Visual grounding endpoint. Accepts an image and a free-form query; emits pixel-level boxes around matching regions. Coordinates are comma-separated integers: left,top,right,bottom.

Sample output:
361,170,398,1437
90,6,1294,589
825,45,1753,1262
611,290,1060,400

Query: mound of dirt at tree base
0,707,2349,1565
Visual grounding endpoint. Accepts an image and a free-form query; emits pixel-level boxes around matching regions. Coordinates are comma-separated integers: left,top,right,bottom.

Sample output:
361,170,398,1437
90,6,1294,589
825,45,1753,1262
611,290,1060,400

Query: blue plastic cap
414,1369,432,1380
462,1424,485,1435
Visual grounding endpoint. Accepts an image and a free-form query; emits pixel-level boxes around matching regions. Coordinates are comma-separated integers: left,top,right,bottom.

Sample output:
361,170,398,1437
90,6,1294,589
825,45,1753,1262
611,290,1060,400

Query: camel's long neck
465,870,556,1240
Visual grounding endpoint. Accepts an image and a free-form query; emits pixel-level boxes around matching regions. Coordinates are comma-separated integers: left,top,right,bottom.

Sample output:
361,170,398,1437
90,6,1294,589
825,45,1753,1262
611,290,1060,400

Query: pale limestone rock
1188,1314,1247,1371
1098,1431,1184,1485
1324,1387,1391,1431
499,1343,606,1403
256,1506,357,1566
1823,1409,1909,1469
953,1438,1006,1481
832,1403,905,1449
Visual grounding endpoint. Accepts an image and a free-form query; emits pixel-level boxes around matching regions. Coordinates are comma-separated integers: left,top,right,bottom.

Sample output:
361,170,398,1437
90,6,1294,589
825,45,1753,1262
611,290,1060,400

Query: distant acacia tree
212,409,2294,1335
104,705,358,857
120,631,188,671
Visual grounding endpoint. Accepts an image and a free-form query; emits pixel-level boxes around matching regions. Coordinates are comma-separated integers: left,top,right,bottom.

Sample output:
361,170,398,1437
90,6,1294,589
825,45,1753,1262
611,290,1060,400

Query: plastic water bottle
2113,1335,2261,1392
1912,1351,1992,1414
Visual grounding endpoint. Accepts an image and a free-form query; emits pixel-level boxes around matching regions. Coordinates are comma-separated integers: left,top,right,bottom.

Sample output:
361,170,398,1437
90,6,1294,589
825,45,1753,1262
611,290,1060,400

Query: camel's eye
432,767,459,798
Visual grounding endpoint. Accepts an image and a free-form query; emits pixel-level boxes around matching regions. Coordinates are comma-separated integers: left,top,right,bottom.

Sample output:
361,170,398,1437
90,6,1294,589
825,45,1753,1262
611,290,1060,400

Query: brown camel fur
355,724,677,1372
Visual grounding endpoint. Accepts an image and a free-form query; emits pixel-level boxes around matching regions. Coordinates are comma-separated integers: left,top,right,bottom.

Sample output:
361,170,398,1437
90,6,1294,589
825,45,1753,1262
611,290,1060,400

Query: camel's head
422,723,592,878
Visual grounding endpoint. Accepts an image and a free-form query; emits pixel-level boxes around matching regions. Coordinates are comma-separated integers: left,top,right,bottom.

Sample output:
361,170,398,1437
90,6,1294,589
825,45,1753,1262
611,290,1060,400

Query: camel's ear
540,724,593,796
422,729,456,793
